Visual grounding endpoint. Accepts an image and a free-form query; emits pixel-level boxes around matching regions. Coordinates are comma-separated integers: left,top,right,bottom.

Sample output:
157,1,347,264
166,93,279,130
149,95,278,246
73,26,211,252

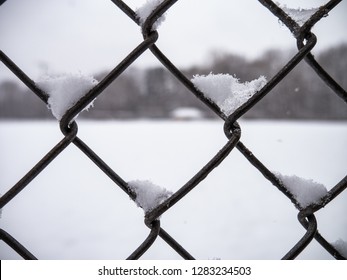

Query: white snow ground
0,120,346,260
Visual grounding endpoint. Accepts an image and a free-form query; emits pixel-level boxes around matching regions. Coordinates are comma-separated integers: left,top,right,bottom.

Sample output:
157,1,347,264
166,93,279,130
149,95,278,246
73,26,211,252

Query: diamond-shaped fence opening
0,0,346,260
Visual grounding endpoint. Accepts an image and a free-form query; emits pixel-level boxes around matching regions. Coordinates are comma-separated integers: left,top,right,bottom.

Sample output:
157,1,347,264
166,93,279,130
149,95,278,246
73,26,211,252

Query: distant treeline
1,44,346,120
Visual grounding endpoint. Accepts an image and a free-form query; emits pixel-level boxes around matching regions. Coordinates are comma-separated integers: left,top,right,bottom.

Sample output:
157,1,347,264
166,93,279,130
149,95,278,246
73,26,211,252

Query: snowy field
0,119,346,260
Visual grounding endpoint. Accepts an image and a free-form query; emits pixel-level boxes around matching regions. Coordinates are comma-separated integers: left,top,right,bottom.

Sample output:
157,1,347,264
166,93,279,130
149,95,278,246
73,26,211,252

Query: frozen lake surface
0,120,346,259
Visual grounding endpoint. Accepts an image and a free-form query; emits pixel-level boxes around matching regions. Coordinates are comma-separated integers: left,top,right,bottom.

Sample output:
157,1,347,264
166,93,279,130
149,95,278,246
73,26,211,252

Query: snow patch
36,73,98,121
136,0,166,30
278,3,320,26
332,239,347,258
128,180,173,213
191,73,267,116
276,173,328,208
170,107,204,120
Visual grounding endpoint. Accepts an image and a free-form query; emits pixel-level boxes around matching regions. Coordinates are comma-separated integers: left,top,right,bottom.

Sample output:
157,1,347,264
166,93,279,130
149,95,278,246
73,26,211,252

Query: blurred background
0,0,346,260
0,0,346,120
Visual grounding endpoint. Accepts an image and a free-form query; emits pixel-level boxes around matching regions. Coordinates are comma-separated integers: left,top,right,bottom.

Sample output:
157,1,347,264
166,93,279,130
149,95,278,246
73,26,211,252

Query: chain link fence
0,0,346,260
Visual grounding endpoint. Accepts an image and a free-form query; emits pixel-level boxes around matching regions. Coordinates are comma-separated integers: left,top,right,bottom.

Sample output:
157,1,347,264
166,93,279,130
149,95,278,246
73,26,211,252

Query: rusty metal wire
0,0,346,260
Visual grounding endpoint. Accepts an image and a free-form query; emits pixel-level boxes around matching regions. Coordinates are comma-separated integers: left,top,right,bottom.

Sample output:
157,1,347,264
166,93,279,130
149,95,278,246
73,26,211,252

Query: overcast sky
0,0,346,82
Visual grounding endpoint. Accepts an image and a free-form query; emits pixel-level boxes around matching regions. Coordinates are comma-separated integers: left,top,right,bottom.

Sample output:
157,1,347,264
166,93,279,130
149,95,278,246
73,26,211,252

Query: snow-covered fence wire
0,0,346,260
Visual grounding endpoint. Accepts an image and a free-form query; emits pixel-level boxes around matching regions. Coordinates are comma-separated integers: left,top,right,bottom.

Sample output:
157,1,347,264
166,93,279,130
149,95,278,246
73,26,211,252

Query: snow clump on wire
277,2,319,26
136,0,166,30
276,173,328,208
36,73,98,121
128,180,173,214
191,73,267,116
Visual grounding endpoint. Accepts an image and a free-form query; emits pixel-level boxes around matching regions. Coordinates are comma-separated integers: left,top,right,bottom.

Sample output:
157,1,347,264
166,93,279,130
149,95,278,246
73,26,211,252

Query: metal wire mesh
0,0,346,260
